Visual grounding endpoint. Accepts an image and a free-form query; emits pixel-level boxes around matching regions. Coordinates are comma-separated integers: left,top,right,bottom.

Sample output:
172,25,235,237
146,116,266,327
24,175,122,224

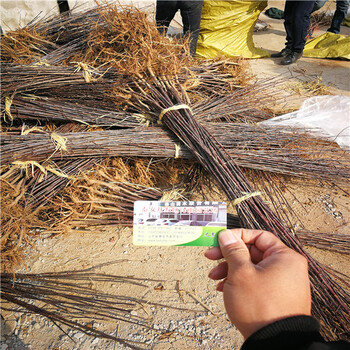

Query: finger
248,244,264,264
204,246,223,260
216,279,225,292
218,230,251,271
208,261,228,280
231,228,286,254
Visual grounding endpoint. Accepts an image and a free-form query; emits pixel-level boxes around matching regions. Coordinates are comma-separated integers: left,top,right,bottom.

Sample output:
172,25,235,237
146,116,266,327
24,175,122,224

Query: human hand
205,229,311,339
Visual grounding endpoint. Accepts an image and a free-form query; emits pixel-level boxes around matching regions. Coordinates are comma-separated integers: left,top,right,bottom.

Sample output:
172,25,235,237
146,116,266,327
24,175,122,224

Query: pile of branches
308,11,334,37
297,230,350,255
1,1,349,344
1,264,198,350
1,3,191,77
0,154,198,269
2,122,349,185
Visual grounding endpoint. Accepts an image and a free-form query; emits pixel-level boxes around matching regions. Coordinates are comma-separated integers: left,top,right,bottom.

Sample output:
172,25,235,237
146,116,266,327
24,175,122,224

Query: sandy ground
1,2,350,350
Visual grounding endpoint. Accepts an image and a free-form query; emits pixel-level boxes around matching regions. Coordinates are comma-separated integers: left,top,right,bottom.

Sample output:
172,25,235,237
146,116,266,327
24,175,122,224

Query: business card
133,201,227,246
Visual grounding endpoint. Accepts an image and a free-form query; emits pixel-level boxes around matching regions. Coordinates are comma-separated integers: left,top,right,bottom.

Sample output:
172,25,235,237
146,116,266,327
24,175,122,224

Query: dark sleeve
241,316,350,350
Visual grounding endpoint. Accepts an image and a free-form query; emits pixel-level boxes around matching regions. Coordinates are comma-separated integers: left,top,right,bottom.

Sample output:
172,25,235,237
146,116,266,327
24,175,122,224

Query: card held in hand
133,201,227,246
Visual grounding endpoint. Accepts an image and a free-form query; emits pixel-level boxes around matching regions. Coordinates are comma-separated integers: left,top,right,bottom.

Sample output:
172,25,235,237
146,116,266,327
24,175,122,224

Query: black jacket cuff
241,315,324,350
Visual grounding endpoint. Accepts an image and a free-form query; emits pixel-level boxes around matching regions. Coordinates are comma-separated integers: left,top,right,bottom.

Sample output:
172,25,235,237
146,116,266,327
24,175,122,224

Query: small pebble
92,338,99,345
74,332,85,339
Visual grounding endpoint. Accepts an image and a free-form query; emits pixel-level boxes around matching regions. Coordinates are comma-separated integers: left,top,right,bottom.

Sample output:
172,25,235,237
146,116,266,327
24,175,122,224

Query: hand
205,229,311,339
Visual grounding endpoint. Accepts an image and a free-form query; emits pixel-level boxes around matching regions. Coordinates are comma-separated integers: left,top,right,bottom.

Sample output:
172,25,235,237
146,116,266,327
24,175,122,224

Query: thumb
218,230,251,270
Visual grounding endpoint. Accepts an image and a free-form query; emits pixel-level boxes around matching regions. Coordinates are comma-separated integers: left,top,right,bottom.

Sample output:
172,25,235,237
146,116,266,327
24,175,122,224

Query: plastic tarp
0,0,59,32
303,32,350,60
196,0,269,59
343,17,350,27
259,95,350,151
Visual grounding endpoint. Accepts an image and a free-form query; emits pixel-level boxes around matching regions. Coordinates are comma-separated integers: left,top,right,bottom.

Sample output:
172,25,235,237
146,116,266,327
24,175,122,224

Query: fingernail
219,230,238,247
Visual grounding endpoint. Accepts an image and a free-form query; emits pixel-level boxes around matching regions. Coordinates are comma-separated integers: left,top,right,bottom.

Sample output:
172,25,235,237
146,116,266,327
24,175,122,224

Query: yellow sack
343,17,350,27
303,32,350,60
196,0,269,59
